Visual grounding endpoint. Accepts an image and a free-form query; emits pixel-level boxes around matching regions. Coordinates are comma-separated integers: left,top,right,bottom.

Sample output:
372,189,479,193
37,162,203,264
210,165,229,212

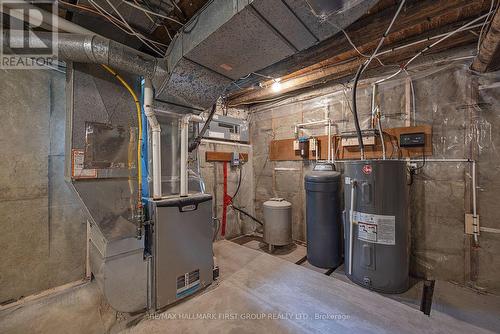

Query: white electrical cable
404,69,417,126
363,0,406,72
375,13,489,85
89,0,169,48
101,0,165,56
121,0,183,25
477,0,497,52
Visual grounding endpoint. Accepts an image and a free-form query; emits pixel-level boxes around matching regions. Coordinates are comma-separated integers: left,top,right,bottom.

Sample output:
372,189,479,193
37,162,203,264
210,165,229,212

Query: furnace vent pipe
180,114,205,197
143,79,162,199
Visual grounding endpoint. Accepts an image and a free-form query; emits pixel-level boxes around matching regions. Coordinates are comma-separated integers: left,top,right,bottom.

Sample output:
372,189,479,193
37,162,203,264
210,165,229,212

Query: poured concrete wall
0,70,88,303
198,107,256,240
249,62,500,294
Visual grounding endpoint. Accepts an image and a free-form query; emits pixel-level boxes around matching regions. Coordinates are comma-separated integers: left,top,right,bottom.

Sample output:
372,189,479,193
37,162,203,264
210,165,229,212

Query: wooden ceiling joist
472,7,500,72
227,0,492,106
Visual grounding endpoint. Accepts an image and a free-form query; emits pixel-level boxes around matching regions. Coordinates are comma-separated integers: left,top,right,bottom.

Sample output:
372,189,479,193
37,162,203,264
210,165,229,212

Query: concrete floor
236,236,500,333
1,239,499,334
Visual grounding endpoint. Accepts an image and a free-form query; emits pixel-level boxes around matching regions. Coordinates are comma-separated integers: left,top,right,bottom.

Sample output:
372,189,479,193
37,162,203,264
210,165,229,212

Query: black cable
352,63,366,158
232,165,243,199
231,205,264,226
189,103,217,152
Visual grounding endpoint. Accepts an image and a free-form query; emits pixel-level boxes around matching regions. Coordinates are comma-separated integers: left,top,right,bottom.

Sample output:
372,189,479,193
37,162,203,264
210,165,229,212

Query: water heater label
353,211,396,245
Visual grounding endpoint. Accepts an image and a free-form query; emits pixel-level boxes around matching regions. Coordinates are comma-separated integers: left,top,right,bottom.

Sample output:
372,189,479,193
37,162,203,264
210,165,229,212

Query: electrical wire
86,0,168,49
122,0,183,25
101,0,165,56
231,205,264,226
477,0,497,52
350,0,406,160
100,64,143,207
363,0,406,72
232,165,243,200
351,63,366,159
375,12,490,85
189,103,217,152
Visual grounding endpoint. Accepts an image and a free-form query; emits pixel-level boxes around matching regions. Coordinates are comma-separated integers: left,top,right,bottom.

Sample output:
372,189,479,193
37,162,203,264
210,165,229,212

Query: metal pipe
144,79,162,199
2,31,168,82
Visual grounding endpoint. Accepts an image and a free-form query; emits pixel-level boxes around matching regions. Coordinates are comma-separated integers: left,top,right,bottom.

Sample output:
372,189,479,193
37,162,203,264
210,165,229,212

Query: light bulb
271,80,282,92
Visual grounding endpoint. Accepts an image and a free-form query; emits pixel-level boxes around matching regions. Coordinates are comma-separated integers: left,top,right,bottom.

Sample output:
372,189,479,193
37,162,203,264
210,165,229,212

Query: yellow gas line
101,64,143,206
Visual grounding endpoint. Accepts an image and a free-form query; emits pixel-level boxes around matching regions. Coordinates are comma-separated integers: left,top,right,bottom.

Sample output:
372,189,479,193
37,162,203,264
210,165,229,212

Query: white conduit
294,119,333,163
2,1,94,34
180,114,204,197
472,161,479,244
143,79,162,199
348,179,357,276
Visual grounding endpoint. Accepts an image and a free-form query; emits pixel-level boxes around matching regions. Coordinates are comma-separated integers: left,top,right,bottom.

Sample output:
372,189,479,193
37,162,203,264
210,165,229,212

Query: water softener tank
304,163,342,269
263,198,292,248
344,160,410,293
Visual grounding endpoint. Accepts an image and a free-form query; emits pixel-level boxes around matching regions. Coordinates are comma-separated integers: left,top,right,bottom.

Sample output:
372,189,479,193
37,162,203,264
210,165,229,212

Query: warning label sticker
353,211,396,245
71,149,97,179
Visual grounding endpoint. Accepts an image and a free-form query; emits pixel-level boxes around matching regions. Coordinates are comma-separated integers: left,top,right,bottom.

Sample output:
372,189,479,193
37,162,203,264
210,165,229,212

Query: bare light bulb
271,79,282,93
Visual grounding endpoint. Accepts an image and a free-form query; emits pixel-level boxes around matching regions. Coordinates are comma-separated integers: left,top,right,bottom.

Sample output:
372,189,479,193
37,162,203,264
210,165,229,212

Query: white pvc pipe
376,108,386,160
180,117,189,197
143,79,162,199
348,180,357,276
180,114,205,197
328,120,332,163
2,1,94,34
472,161,478,244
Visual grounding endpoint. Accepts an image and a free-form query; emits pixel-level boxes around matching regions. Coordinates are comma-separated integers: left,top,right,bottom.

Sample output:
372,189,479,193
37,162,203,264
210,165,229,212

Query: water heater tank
263,198,292,248
344,160,410,293
304,164,342,269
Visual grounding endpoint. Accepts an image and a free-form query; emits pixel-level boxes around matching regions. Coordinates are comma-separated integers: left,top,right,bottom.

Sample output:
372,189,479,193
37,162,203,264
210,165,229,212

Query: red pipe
222,161,233,236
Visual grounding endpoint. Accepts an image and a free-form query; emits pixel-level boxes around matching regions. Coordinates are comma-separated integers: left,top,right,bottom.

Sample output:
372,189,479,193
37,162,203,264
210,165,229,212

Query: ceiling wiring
100,0,166,56
375,12,490,85
122,0,183,25
477,0,498,52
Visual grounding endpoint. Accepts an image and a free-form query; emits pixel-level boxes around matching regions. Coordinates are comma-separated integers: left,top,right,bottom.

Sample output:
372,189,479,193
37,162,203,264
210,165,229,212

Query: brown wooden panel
269,135,333,161
269,125,432,161
205,151,248,162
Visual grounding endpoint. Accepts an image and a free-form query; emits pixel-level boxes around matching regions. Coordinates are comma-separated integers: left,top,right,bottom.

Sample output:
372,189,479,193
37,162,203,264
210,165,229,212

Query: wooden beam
206,151,248,162
228,30,477,106
227,0,489,97
472,7,500,72
269,125,433,161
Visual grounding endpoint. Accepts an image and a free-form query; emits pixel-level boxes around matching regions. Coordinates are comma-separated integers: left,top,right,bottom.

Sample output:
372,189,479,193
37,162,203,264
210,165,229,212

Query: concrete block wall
249,63,500,294
0,70,87,303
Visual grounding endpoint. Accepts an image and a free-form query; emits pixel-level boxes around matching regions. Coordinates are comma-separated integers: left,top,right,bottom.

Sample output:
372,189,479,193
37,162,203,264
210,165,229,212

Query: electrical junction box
230,152,240,167
293,140,300,151
341,129,377,147
400,132,425,147
309,138,317,152
341,136,376,147
203,115,249,143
